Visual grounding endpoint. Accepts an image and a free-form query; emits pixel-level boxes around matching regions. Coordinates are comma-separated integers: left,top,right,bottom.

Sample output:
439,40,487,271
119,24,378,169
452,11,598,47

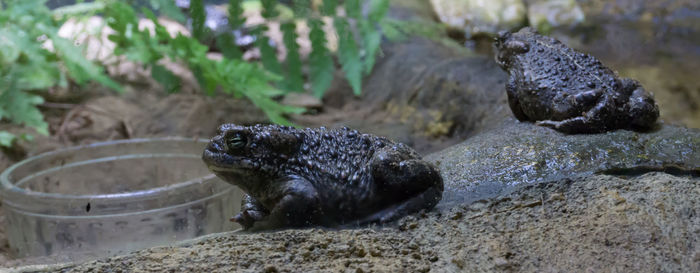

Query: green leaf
0,131,16,147
281,22,303,92
151,64,181,93
149,0,186,23
253,26,282,75
359,0,388,75
359,20,381,75
105,2,140,47
368,0,390,23
0,81,48,135
308,19,334,98
245,89,305,126
216,34,243,60
50,35,123,92
143,7,173,43
334,18,362,95
260,0,279,19
344,0,360,19
379,18,449,42
228,0,245,29
0,28,46,67
321,0,337,16
190,0,207,42
52,1,105,18
13,62,59,90
378,19,405,41
292,0,311,17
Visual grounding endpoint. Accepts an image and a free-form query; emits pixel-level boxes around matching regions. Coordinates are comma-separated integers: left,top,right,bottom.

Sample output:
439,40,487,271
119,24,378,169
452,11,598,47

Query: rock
281,93,323,110
56,96,146,144
526,0,585,32
361,38,510,152
426,121,700,208
364,38,511,135
24,172,700,272
298,37,511,153
429,0,527,37
130,93,268,139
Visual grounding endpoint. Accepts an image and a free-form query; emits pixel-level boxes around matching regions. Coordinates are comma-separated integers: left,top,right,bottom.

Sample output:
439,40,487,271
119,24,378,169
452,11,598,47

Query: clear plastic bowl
0,138,242,262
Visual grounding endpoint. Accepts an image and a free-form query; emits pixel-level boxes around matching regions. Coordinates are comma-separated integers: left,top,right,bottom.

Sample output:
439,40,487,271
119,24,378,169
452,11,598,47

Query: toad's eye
226,134,247,150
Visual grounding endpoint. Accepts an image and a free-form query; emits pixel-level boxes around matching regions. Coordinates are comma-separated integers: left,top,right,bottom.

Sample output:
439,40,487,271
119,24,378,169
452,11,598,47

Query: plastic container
0,138,242,262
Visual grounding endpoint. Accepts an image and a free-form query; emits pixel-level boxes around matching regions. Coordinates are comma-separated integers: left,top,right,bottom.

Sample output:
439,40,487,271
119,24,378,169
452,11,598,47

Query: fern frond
321,0,337,16
253,26,282,75
281,22,304,92
334,17,362,95
228,0,245,29
260,0,279,19
189,0,207,42
308,19,334,98
344,0,361,19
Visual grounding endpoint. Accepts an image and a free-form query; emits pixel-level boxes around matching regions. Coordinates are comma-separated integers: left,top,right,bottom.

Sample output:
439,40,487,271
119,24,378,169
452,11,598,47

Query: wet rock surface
428,121,700,208
28,172,699,272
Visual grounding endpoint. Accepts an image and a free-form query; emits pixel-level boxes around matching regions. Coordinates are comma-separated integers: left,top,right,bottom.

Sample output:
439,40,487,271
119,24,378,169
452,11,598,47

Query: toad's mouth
202,149,258,172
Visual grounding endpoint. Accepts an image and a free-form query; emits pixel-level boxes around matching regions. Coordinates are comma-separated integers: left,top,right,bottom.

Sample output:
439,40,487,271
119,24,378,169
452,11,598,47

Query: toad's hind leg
370,148,443,195
622,79,659,130
537,92,614,134
364,148,444,224
356,186,443,225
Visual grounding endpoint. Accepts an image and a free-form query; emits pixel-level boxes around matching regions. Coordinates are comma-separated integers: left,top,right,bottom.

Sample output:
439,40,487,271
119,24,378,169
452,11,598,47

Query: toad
202,124,443,230
494,27,659,133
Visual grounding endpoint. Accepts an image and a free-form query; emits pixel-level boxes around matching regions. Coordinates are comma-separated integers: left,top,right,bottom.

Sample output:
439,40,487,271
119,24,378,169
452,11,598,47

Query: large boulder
25,171,699,272
304,37,511,153
427,121,700,208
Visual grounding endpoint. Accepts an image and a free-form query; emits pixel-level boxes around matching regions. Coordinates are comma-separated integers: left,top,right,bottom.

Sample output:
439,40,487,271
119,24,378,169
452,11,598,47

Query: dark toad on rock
494,27,659,134
202,124,443,230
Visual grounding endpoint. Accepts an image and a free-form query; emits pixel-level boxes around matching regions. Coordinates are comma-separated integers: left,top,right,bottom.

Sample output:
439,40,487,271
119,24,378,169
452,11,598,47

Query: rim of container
0,137,219,202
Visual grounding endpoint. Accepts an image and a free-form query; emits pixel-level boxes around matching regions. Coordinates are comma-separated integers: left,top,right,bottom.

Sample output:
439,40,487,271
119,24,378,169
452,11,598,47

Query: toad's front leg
231,194,268,230
246,177,323,231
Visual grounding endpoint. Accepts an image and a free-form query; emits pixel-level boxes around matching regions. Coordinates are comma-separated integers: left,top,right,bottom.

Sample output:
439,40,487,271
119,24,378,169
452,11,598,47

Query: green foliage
281,22,304,92
0,131,17,147
217,0,245,59
213,0,391,97
321,0,337,16
1,0,396,146
308,19,334,98
0,0,119,147
103,0,303,125
189,0,207,42
334,18,362,94
363,0,390,74
254,26,283,75
148,0,186,23
227,0,245,28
